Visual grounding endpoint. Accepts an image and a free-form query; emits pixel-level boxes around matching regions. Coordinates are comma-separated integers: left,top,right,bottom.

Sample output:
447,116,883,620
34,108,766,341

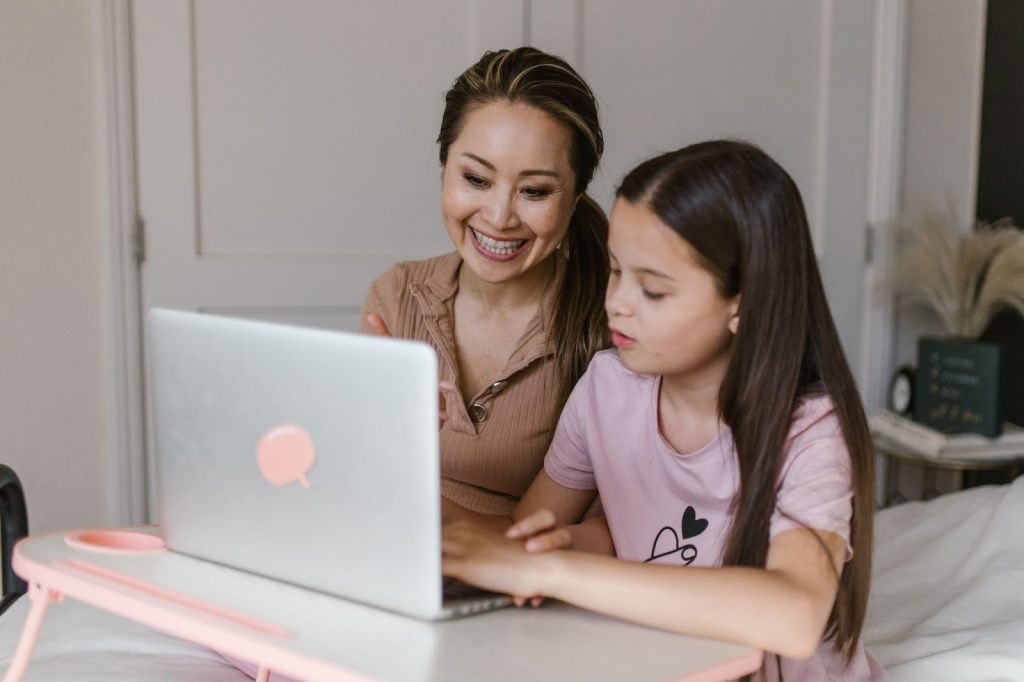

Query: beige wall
0,1,111,532
0,0,991,530
894,0,987,369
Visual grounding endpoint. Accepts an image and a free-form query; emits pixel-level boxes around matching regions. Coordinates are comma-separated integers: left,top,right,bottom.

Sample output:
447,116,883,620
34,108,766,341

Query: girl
443,140,885,680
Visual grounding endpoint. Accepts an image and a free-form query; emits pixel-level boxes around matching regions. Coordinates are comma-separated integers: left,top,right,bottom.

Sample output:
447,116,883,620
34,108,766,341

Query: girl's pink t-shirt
544,350,886,681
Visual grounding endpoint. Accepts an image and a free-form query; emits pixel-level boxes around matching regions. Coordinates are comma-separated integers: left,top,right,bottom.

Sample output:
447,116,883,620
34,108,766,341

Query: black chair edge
0,464,28,615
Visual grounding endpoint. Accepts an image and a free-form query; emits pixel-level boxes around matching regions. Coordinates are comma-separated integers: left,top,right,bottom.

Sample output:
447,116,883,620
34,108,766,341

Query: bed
1,471,1022,681
863,474,1024,680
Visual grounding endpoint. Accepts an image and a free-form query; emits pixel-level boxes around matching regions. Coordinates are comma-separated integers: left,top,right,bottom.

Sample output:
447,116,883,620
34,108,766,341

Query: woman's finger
438,382,452,429
364,313,392,337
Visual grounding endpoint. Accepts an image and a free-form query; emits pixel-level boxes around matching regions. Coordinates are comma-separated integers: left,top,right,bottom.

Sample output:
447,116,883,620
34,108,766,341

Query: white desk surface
13,528,761,682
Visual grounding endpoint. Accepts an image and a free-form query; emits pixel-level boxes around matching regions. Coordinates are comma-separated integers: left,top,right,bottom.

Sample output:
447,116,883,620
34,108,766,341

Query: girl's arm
442,470,612,554
438,470,585,532
443,524,844,660
511,470,611,555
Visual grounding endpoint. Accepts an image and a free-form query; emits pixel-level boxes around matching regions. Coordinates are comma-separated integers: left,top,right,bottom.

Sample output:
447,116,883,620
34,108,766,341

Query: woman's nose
481,192,520,230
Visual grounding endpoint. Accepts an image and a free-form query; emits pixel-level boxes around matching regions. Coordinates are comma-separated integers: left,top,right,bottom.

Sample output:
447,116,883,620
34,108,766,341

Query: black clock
888,365,915,416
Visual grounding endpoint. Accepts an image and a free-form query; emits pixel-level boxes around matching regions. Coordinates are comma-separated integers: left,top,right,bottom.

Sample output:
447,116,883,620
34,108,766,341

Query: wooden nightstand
874,435,1024,507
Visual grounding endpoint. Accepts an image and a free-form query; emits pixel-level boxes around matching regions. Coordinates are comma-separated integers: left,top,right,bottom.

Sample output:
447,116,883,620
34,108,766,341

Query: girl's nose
605,284,630,318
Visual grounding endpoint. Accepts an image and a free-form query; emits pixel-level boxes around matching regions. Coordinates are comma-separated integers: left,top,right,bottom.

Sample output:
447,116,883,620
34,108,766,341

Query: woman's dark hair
437,47,609,404
616,140,875,666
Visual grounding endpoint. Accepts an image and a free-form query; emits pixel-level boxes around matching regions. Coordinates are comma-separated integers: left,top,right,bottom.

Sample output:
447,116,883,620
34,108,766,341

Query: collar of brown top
410,251,565,368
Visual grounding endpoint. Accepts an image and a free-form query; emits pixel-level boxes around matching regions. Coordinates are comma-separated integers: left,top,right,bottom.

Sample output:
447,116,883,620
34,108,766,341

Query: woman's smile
469,227,529,261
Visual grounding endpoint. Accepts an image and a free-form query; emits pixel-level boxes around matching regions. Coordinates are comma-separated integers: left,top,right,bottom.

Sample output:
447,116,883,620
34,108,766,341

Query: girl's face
441,101,579,285
605,199,740,384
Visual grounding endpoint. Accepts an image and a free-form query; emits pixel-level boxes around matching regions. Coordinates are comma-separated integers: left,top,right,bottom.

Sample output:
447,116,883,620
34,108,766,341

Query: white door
134,0,533,332
133,0,885,518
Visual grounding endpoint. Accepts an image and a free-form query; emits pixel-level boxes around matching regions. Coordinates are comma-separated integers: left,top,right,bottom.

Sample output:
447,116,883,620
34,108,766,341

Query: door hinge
864,222,874,265
132,215,146,264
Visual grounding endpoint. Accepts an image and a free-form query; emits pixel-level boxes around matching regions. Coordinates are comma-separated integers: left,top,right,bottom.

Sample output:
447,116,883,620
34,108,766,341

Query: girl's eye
464,173,488,188
609,267,621,277
642,289,666,301
521,186,551,199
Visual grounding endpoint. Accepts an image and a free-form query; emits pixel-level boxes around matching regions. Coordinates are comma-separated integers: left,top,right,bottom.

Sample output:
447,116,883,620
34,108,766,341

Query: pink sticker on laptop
257,424,316,489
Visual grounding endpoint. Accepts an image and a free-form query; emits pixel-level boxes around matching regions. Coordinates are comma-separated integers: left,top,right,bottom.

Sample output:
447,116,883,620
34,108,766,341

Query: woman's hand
443,522,555,604
364,313,451,428
363,312,392,338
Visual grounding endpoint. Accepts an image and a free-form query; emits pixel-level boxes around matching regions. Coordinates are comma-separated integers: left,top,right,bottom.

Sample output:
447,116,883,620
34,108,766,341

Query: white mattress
0,596,248,681
863,476,1024,681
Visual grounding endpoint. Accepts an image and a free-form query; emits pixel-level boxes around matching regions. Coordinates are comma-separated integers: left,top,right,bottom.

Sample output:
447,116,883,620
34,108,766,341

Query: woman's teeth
472,228,527,255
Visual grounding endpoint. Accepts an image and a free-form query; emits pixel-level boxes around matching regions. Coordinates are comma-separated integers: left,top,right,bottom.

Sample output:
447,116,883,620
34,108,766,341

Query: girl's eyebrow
636,267,677,282
609,249,678,283
460,153,560,179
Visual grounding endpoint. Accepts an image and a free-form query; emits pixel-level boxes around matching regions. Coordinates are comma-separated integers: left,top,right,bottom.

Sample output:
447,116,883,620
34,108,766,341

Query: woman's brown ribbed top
361,251,566,516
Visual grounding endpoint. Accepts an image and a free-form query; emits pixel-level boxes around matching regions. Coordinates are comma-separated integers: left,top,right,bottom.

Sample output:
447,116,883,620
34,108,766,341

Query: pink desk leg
255,666,270,682
2,582,63,682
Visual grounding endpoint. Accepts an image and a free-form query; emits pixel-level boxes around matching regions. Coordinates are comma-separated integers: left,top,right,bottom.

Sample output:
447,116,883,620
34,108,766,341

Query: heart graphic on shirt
648,527,681,558
645,506,707,565
681,505,708,539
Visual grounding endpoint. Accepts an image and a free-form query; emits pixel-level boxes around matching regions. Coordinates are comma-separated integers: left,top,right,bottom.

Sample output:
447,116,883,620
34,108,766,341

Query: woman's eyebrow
460,153,560,179
460,152,494,169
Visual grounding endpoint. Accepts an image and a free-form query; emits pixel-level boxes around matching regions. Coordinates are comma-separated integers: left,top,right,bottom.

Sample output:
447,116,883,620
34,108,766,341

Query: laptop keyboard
442,576,501,600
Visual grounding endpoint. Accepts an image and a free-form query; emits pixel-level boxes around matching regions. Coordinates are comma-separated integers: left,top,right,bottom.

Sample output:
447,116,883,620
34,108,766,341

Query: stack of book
869,410,1024,459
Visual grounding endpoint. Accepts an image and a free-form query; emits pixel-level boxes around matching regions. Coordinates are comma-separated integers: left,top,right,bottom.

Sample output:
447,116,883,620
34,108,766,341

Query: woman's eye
642,289,666,301
609,267,621,277
464,173,488,188
521,186,551,199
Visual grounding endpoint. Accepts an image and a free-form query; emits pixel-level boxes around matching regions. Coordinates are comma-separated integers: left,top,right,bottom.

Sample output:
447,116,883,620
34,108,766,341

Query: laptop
148,308,511,619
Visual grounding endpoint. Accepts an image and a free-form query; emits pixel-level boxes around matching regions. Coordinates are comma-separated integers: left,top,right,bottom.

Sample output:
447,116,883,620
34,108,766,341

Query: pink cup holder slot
65,530,168,554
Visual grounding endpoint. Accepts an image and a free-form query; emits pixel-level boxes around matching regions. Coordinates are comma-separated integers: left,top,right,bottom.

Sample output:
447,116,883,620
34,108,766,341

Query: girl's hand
504,509,571,606
506,509,573,553
443,522,554,605
364,313,451,428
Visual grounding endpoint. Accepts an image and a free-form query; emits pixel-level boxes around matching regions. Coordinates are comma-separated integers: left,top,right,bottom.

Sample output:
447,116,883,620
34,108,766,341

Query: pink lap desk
4,527,762,682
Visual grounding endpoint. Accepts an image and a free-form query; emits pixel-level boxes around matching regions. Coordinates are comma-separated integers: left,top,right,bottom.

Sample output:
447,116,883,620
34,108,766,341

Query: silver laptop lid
149,308,443,619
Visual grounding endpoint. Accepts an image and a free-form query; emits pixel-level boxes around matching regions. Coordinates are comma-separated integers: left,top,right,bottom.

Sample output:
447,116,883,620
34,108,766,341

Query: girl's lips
611,329,636,349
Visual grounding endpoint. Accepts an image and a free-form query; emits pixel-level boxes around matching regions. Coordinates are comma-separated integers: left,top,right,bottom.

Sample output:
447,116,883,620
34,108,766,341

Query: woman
362,47,609,521
225,46,611,682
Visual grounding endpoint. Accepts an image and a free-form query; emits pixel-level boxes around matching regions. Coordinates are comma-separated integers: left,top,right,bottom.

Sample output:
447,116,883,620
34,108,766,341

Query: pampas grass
889,212,1024,337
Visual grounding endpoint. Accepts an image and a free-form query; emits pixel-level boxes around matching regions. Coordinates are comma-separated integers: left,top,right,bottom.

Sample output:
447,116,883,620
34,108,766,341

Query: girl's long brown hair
617,140,875,665
437,47,609,405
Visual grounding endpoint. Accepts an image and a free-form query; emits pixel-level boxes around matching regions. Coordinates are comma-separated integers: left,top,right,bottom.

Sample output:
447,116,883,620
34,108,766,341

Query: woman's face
441,101,579,285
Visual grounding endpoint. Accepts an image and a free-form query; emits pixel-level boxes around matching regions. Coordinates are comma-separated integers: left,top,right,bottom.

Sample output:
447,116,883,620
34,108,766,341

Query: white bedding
863,476,1024,681
1,479,1022,681
0,597,248,681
